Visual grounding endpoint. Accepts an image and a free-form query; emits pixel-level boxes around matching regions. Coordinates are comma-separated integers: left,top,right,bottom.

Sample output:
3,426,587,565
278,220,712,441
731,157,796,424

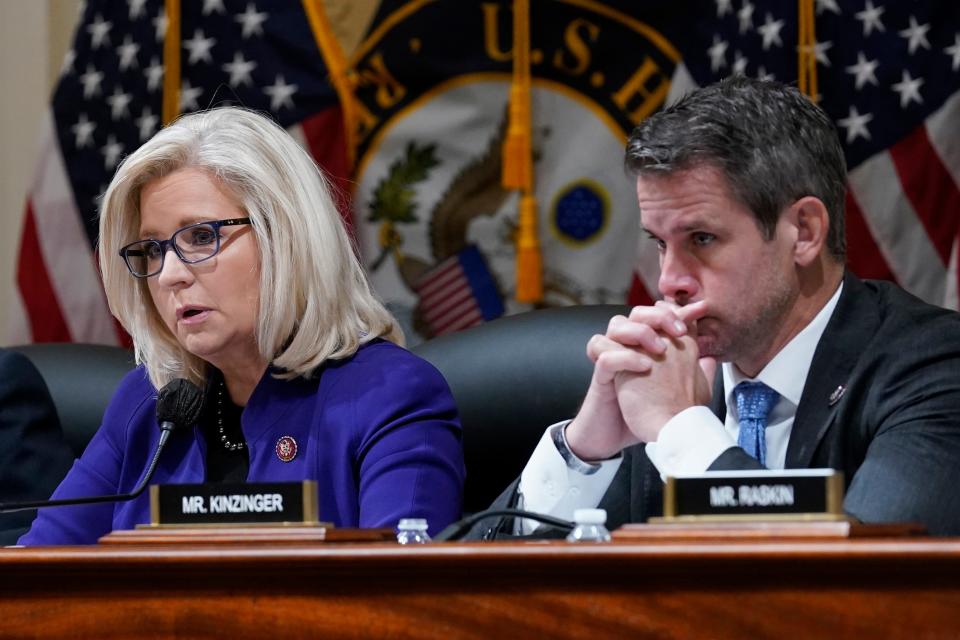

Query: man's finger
594,349,655,385
587,333,641,362
676,300,709,325
605,320,668,354
628,305,688,337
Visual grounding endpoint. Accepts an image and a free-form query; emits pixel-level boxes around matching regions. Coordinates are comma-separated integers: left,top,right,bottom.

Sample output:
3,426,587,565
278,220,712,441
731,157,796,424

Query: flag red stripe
421,284,472,321
434,308,483,335
843,190,897,283
888,126,960,265
299,106,353,234
90,245,132,347
428,297,480,331
16,202,72,342
415,261,462,298
418,274,466,307
440,314,483,335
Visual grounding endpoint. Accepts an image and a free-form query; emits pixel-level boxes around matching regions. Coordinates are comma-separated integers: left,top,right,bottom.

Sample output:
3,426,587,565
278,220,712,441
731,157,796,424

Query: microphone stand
0,422,179,514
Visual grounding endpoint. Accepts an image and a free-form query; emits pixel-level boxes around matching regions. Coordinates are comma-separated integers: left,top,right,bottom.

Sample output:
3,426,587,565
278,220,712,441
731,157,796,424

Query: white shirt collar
723,282,844,412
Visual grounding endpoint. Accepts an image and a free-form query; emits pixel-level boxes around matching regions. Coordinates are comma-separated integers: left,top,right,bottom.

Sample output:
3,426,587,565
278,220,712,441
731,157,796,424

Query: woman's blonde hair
98,107,402,389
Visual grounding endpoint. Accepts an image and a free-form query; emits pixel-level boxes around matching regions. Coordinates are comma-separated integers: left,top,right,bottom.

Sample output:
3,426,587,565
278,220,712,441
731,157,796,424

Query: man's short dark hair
625,76,847,261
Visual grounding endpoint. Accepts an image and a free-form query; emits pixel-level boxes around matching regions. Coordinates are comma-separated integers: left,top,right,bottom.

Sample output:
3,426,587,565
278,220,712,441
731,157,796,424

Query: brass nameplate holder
100,525,397,545
148,480,319,527
653,468,845,523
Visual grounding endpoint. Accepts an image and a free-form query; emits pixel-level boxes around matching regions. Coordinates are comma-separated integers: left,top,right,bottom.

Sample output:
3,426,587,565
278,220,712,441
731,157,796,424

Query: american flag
10,0,348,345
412,245,505,336
633,0,960,308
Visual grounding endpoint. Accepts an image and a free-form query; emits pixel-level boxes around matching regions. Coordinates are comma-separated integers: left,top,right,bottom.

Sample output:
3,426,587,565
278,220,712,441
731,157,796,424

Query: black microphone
434,508,575,542
0,378,204,514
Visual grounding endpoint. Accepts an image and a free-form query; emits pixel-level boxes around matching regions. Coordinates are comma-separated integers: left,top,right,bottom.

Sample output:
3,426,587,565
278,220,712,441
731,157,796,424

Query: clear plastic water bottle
396,518,431,544
566,508,612,543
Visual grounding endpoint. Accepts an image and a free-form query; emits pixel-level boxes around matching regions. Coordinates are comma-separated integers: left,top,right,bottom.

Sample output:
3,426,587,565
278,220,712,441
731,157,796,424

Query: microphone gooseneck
126,378,205,498
0,378,204,514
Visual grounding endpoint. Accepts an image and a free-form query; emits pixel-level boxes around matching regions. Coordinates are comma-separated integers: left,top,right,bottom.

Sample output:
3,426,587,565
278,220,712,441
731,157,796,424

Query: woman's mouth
177,307,212,324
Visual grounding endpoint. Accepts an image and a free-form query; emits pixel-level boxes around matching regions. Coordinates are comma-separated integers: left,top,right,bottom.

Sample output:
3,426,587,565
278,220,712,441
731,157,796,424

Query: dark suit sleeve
840,318,960,535
707,447,764,471
0,350,75,545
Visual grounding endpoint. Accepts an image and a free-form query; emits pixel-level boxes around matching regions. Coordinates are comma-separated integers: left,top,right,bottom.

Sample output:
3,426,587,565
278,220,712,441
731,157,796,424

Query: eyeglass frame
118,217,253,278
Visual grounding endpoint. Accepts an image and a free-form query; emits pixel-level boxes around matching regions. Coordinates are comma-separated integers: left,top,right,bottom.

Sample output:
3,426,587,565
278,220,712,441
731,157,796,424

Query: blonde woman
20,108,464,545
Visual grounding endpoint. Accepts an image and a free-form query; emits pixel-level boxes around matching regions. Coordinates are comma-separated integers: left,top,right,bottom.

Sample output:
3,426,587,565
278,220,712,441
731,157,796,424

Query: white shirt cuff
516,421,622,534
644,406,735,480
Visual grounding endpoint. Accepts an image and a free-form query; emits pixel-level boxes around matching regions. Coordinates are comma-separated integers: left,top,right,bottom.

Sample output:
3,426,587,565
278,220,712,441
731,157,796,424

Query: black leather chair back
9,344,135,458
412,304,626,513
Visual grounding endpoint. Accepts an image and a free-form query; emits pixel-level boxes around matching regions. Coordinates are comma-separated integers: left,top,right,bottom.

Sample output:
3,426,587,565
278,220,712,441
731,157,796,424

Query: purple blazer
19,341,464,545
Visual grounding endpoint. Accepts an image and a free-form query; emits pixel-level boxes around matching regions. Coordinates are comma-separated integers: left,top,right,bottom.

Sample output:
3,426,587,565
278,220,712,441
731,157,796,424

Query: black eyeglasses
119,218,252,278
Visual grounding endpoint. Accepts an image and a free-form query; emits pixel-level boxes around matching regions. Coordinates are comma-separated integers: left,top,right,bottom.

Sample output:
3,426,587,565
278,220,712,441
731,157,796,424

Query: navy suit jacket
0,349,74,545
484,273,960,537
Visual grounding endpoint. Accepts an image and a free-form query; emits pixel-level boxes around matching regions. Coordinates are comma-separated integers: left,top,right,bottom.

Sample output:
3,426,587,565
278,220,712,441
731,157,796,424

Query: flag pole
162,0,181,124
502,0,542,303
797,0,818,103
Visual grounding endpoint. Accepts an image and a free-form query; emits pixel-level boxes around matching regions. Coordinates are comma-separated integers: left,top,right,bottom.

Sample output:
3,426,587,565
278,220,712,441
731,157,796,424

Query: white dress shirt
517,284,843,532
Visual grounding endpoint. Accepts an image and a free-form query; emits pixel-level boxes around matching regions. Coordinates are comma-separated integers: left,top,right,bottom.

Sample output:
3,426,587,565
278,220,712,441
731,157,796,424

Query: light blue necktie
734,381,780,467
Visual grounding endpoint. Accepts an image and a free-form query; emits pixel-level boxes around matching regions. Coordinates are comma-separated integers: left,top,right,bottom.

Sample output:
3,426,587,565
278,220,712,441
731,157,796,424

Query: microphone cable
434,508,575,542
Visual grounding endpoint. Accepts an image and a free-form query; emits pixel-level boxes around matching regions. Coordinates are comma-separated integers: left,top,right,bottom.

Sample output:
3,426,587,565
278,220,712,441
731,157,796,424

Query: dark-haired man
483,76,960,537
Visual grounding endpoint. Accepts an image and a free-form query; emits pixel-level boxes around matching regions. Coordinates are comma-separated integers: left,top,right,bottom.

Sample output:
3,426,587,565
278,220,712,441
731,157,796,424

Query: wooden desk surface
3,537,960,639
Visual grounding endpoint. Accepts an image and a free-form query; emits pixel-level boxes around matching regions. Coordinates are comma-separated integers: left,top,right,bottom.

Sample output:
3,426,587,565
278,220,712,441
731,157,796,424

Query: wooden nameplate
613,520,926,541
99,525,396,545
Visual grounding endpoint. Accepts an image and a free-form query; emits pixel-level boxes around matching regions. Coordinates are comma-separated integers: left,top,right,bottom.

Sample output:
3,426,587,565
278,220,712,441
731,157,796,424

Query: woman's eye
189,228,217,245
145,243,163,259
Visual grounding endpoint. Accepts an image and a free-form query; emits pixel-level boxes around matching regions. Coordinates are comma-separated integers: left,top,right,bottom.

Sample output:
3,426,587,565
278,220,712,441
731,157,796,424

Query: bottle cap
572,508,607,525
397,518,429,530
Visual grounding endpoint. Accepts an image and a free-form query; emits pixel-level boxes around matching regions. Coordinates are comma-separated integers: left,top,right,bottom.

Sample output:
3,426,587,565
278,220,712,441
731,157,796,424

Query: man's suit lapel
709,371,727,419
786,272,877,467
